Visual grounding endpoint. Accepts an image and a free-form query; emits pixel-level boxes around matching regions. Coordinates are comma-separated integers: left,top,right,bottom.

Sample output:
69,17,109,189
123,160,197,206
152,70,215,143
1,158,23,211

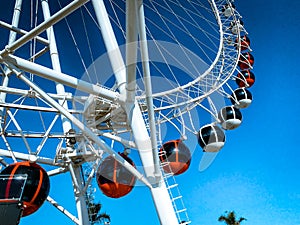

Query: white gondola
218,106,243,130
222,3,235,17
198,125,226,152
230,19,244,34
231,88,253,108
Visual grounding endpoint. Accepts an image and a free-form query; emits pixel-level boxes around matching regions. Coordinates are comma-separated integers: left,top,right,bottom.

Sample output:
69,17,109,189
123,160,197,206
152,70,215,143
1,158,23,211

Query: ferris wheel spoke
3,54,119,101
0,134,17,163
0,147,54,165
136,0,162,178
46,195,80,225
0,0,89,57
6,109,32,154
35,114,60,155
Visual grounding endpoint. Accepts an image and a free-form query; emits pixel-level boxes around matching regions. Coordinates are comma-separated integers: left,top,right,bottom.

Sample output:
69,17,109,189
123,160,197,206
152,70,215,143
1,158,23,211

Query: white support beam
91,0,126,93
0,102,82,114
12,69,151,188
135,1,180,225
36,114,60,155
1,135,17,162
0,0,23,120
0,86,77,101
0,0,89,56
2,54,119,101
0,148,55,165
137,0,161,179
40,0,73,149
47,167,68,177
47,196,80,225
73,166,90,225
0,20,49,45
125,0,138,103
6,110,32,154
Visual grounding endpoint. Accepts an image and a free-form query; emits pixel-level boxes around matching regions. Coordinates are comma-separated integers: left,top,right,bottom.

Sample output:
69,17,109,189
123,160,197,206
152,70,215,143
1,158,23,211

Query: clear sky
1,0,300,225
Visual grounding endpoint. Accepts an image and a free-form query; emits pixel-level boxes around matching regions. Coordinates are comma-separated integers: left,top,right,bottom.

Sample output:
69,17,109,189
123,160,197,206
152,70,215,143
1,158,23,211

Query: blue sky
1,0,300,225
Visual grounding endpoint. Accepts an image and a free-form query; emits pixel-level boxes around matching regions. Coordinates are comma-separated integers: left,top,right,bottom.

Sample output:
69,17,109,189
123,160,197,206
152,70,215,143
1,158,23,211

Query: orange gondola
236,35,251,51
0,161,50,217
159,140,191,175
236,70,255,88
97,153,136,198
238,52,254,70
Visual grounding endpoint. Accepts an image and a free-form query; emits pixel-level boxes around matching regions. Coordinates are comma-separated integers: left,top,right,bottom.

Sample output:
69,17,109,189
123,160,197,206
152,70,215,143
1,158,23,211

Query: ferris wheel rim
0,0,247,154
0,0,243,114
134,0,243,114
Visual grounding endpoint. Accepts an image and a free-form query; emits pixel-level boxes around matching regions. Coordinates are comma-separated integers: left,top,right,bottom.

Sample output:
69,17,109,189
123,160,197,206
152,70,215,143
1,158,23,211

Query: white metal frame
0,0,247,224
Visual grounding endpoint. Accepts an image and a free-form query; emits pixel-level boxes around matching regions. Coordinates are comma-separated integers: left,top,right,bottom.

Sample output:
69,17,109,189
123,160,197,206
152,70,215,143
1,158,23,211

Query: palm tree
218,211,246,225
87,202,111,225
81,165,110,225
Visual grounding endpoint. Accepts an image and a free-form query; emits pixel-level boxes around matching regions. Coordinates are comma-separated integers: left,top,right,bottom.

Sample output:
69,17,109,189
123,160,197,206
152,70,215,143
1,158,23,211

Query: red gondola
238,52,254,70
236,70,255,88
0,161,50,217
96,153,136,198
236,35,251,51
159,140,191,175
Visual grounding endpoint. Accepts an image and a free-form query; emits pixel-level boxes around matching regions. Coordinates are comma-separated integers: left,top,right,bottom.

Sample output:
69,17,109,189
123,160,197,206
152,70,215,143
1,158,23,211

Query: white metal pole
7,0,23,47
47,196,80,225
91,0,126,93
91,0,157,181
2,54,118,101
0,0,23,119
40,1,89,224
0,0,89,56
135,1,180,224
73,166,90,225
0,148,55,165
91,1,179,223
40,0,72,134
90,1,156,178
125,0,138,103
129,103,180,225
0,20,49,45
137,0,161,180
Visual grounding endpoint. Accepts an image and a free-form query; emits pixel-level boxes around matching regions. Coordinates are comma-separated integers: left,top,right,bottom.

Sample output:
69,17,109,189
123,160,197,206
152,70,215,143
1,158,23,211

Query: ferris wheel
0,0,255,225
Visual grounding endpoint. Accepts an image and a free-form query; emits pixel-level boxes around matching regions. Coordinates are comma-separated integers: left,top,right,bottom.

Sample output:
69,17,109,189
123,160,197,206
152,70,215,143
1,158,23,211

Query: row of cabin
0,2,257,208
